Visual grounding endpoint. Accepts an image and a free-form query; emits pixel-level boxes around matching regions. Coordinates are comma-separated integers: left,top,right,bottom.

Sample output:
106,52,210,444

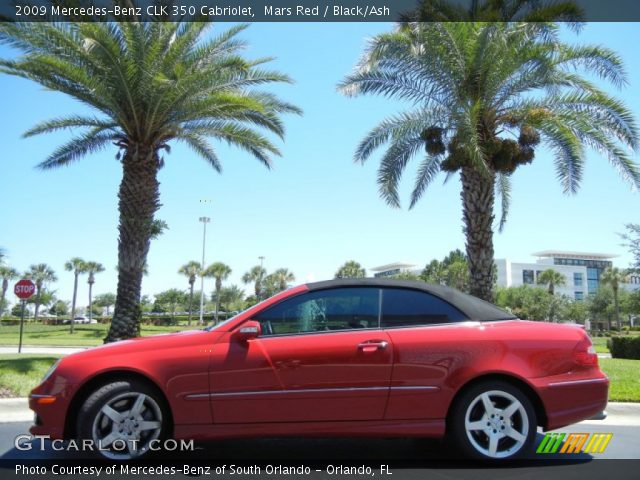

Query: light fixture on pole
198,216,211,325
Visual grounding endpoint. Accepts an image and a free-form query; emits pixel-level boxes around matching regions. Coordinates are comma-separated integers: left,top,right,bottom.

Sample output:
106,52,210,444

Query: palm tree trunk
614,288,621,330
187,282,194,326
1,281,7,317
70,273,78,334
34,284,42,323
460,166,496,302
88,282,94,323
106,145,160,343
215,279,221,322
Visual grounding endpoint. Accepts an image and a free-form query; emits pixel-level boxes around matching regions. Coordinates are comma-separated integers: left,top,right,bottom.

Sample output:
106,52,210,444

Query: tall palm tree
0,266,19,317
335,261,366,279
601,267,628,330
178,261,202,326
27,264,57,322
537,269,566,295
64,258,87,334
340,22,638,302
242,265,266,301
85,261,105,324
400,0,584,23
0,19,300,342
206,262,232,322
272,268,295,291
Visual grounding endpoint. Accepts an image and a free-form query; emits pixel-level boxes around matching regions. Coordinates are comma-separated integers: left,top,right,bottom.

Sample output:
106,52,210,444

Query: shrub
608,336,640,360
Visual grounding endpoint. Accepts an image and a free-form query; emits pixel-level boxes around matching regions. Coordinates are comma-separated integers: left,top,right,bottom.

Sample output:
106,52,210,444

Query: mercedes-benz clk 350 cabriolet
29,279,608,460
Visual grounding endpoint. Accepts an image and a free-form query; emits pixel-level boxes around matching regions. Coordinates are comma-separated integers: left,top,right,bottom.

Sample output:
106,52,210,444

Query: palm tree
0,266,19,317
601,267,628,330
242,265,266,301
272,268,295,291
340,22,639,302
178,261,202,326
215,285,245,313
85,261,105,324
94,293,116,317
27,264,57,322
0,20,300,342
64,258,87,334
400,0,584,23
537,269,566,295
206,262,232,322
335,261,366,279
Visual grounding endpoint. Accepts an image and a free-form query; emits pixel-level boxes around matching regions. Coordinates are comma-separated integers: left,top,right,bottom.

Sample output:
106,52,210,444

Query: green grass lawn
0,354,638,402
599,358,640,402
0,323,204,347
0,354,62,397
591,336,611,354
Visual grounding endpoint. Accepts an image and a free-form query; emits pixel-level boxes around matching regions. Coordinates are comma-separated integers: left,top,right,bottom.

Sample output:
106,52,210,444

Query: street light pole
199,217,210,325
258,256,265,301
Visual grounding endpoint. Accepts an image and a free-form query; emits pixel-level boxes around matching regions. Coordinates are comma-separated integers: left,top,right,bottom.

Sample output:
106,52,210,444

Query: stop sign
14,279,36,300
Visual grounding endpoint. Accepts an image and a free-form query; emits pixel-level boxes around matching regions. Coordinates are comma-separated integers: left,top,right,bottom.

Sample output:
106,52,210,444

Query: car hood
62,329,222,362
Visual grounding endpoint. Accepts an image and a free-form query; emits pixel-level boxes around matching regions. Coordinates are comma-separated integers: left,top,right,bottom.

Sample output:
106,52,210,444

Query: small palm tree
340,22,639,302
242,265,266,301
537,269,566,296
64,258,87,334
206,262,232,322
0,20,300,342
178,261,202,326
272,268,295,291
335,261,366,279
94,293,116,317
85,261,105,324
601,267,628,330
27,264,57,322
0,266,19,317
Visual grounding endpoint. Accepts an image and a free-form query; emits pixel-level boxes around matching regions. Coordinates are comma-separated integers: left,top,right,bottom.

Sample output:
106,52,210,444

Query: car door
209,287,393,423
380,287,470,420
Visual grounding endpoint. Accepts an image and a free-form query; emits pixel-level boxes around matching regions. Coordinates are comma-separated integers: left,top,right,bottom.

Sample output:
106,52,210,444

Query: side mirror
233,320,261,342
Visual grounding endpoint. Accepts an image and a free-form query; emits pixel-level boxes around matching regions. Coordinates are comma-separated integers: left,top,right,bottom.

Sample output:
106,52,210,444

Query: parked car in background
29,279,608,461
63,316,90,324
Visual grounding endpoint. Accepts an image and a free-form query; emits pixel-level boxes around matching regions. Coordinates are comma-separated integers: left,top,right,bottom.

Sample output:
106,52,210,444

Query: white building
370,262,420,278
496,250,640,299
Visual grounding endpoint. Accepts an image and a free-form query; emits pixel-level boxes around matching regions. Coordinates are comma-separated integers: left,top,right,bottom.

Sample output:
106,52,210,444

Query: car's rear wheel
449,380,537,460
77,380,168,460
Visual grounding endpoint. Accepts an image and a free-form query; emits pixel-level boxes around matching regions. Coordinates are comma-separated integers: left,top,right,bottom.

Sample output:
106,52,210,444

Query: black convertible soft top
306,278,517,322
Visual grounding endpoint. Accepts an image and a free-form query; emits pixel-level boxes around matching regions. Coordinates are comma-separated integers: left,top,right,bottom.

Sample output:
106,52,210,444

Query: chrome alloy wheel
464,390,529,459
91,392,163,460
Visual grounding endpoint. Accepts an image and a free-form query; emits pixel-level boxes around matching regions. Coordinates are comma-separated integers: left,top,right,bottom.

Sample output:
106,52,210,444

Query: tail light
574,335,598,366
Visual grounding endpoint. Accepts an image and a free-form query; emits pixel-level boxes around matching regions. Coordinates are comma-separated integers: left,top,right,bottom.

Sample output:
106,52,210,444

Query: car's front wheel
449,380,537,460
77,380,168,460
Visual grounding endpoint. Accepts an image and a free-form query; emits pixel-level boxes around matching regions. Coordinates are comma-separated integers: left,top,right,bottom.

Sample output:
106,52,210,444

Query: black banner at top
1,0,640,22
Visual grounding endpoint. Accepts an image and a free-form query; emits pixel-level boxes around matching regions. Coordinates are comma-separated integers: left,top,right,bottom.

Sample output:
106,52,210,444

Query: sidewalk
1,397,638,424
0,346,88,355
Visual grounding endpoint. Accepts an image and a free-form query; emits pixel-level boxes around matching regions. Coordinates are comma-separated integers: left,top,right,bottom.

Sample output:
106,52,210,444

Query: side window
254,288,380,336
381,288,467,327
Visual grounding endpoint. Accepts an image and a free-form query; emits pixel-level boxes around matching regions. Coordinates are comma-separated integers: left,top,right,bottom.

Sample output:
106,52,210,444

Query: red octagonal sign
14,279,36,300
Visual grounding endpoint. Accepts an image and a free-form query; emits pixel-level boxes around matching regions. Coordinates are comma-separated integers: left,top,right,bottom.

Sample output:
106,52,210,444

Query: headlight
41,359,61,383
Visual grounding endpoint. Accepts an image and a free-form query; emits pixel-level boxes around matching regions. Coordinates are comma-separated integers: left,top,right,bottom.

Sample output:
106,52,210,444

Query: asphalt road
0,420,636,460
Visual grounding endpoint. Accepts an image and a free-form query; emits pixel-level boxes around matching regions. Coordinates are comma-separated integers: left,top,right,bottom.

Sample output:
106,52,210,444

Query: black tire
77,380,169,460
448,380,537,460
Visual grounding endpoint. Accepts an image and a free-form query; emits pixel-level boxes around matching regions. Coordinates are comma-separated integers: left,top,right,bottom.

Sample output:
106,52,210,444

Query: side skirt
174,419,445,441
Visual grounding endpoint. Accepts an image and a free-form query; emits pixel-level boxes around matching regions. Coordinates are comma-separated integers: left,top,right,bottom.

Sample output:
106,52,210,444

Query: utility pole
199,217,211,325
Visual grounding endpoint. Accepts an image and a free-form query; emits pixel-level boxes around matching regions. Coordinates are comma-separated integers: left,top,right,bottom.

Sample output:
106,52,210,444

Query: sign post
14,279,36,354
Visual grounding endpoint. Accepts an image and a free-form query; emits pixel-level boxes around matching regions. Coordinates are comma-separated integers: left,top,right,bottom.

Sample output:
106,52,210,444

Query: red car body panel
29,282,608,444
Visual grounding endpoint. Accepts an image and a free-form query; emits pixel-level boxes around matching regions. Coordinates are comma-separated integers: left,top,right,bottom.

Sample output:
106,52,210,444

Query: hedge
608,336,640,360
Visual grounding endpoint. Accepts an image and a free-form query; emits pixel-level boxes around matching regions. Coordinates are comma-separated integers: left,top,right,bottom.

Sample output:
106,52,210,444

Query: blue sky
0,22,639,306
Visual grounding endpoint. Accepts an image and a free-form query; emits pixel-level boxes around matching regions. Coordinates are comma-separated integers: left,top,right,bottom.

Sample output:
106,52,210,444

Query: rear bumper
534,375,609,431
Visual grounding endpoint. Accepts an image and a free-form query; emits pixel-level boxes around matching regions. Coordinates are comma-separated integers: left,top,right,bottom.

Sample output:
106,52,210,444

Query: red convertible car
29,279,608,460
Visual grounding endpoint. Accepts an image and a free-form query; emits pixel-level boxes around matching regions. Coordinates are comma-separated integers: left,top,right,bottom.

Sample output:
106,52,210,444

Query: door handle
358,341,388,353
